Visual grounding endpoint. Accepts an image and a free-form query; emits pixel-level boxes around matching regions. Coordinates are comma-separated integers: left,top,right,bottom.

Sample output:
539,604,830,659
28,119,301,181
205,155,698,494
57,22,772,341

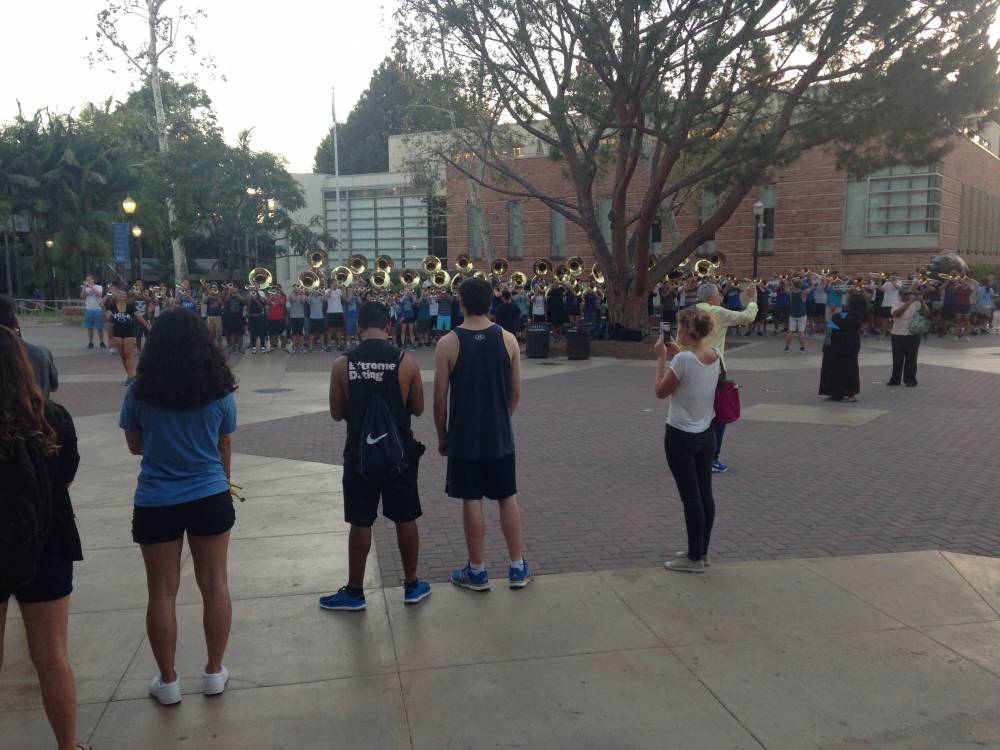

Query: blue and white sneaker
319,586,366,611
450,564,490,591
508,562,534,589
711,461,728,474
403,580,432,605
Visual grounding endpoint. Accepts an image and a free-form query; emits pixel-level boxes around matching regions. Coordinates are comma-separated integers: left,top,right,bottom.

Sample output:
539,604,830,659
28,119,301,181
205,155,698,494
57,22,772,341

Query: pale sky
0,0,401,173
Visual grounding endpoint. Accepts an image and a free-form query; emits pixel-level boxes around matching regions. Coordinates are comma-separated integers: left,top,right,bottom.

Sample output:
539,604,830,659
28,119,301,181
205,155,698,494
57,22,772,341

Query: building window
508,202,523,258
959,184,1000,255
551,209,566,258
697,191,716,255
468,203,482,258
843,164,943,251
757,185,776,255
428,197,448,262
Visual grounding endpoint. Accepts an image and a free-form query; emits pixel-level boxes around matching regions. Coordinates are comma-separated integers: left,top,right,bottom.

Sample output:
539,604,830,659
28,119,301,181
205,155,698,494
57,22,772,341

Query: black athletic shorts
661,310,677,324
879,306,893,319
222,315,245,336
289,318,305,335
327,313,345,329
342,445,424,527
132,491,235,545
0,549,73,604
446,453,517,501
267,318,286,336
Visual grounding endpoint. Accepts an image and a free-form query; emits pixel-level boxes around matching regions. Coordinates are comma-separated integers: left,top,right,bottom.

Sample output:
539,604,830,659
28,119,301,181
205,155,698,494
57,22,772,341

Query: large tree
399,0,1000,325
314,55,475,175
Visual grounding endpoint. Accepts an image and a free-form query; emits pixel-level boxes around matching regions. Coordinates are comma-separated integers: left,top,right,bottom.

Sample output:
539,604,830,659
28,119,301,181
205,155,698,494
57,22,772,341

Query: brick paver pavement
232,340,1000,586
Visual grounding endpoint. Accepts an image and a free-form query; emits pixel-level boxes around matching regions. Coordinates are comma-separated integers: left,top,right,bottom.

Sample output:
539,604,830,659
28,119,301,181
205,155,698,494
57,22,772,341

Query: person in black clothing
0,327,90,750
818,292,867,402
547,283,569,339
434,278,532,591
105,286,149,385
494,289,522,337
222,286,246,353
246,287,268,354
320,302,431,611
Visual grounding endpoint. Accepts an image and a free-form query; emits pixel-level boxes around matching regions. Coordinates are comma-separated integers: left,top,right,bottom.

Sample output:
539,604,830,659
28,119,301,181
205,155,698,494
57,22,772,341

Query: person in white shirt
325,281,346,351
654,307,720,574
80,275,107,349
879,274,901,336
887,287,928,387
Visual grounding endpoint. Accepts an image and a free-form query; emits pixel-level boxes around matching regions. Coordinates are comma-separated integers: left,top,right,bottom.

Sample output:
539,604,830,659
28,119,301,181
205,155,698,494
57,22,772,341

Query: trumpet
370,269,391,289
509,271,528,288
432,269,451,288
374,255,394,273
348,254,368,275
308,250,327,269
422,255,443,274
591,263,605,284
533,258,552,277
454,254,474,273
332,266,354,285
400,268,422,289
248,267,273,288
567,256,584,277
491,258,509,276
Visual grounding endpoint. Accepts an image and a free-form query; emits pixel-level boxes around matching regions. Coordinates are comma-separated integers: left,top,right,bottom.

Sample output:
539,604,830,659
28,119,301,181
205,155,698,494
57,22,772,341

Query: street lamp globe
45,239,54,248
122,196,137,215
131,225,143,238
752,200,764,217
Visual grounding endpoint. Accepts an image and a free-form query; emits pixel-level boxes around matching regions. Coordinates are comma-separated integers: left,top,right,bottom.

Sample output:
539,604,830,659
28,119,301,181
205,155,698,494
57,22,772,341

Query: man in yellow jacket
695,282,757,473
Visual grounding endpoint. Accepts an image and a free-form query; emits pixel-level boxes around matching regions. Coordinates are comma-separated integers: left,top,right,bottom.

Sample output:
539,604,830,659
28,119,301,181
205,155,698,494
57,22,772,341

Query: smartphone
660,322,671,342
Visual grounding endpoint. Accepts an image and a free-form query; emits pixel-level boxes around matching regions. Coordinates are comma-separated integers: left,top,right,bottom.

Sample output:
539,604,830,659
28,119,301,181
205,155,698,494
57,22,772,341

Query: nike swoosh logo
366,433,388,445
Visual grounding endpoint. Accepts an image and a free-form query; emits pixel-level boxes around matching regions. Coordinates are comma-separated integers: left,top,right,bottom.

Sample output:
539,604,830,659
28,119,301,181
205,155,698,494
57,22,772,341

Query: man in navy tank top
433,278,533,590
320,302,431,611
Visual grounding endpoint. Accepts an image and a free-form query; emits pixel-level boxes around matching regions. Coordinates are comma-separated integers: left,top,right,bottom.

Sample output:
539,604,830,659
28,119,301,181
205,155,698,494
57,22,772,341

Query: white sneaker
664,557,705,573
202,665,230,696
149,673,182,705
675,551,711,567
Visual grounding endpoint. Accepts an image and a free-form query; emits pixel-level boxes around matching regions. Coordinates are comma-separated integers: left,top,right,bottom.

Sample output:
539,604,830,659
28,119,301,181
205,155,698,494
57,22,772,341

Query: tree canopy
313,55,475,175
398,0,1000,324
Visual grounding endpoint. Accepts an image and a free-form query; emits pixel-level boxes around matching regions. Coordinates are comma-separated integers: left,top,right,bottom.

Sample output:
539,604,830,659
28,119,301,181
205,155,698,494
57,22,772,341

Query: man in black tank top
433,278,533,591
320,302,431,611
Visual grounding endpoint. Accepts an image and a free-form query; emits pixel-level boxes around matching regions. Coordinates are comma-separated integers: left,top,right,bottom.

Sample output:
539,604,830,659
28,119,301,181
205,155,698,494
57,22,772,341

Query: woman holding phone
654,307,720,573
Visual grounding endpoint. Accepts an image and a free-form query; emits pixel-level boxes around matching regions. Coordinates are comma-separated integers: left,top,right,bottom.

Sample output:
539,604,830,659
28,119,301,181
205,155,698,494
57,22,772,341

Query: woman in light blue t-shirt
120,308,238,707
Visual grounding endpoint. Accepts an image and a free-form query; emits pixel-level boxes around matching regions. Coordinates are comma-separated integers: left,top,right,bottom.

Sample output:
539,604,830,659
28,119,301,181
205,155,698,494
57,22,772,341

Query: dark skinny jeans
664,424,717,562
889,334,920,385
248,314,267,349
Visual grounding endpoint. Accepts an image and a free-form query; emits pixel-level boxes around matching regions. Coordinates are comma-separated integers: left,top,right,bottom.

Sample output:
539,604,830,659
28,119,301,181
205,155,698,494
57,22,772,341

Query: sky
0,0,401,173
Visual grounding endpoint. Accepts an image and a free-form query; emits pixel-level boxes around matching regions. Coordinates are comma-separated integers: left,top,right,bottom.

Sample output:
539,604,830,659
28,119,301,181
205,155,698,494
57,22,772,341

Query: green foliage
313,56,474,174
968,263,1000,281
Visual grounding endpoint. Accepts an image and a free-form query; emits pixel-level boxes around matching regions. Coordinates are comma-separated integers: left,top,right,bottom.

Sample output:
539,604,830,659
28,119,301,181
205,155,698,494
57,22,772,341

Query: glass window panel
402,196,426,208
377,228,401,239
509,203,523,258
551,209,566,257
350,198,376,209
351,229,377,240
469,204,482,258
350,239,376,250
378,206,402,219
376,197,400,207
351,219,375,230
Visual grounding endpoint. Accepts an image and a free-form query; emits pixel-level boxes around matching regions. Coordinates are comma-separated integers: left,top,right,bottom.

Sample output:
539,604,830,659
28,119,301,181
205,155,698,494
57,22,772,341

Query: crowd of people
2,259,997,748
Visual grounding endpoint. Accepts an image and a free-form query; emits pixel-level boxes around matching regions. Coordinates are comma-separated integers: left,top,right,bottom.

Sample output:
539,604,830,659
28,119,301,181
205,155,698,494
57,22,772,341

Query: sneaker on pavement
711,460,728,473
675,551,711,567
149,673,182,706
508,562,534,589
800,347,806,353
99,342,107,349
403,580,432,605
664,557,705,573
319,586,367,611
87,342,94,349
782,347,790,353
202,666,230,696
451,564,490,591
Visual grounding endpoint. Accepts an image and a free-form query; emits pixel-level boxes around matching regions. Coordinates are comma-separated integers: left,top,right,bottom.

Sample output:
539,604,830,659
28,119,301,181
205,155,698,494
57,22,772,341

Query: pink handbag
713,354,741,424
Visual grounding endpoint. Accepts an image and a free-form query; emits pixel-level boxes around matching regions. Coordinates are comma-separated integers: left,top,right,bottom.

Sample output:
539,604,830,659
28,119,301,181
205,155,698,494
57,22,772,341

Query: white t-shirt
326,288,343,314
890,301,918,336
429,297,439,316
882,281,900,308
531,294,546,315
83,284,103,310
666,350,721,433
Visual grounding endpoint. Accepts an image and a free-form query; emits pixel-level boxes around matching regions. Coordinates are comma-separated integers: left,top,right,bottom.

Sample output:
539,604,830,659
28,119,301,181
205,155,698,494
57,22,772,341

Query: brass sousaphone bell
509,271,528,288
432,269,452,288
308,250,327,269
450,273,466,293
533,258,552,277
370,269,391,289
332,266,354,285
554,264,571,284
400,268,422,289
248,267,273,288
348,254,368,275
298,269,325,291
374,255,394,273
422,255,443,274
454,254,474,273
491,258,509,277
567,256,584,277
590,263,605,284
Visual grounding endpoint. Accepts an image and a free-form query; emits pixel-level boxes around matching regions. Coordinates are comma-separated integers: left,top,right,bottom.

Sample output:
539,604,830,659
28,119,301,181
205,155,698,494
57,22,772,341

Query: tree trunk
148,0,188,284
605,268,648,330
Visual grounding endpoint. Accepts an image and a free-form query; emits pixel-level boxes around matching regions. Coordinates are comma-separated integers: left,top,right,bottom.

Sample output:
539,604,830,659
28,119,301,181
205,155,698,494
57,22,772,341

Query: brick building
446,130,1000,279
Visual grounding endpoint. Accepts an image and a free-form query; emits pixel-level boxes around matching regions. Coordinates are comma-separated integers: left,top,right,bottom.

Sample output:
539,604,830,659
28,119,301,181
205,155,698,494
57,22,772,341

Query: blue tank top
447,325,514,459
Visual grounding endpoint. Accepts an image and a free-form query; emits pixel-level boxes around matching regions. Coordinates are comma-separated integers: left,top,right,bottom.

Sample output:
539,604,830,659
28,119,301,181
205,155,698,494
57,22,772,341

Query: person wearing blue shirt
119,308,238,708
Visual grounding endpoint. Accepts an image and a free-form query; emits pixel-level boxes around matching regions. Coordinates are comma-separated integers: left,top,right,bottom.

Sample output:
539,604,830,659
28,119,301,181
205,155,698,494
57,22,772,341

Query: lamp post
752,200,765,280
44,239,55,299
132,225,143,280
122,196,138,280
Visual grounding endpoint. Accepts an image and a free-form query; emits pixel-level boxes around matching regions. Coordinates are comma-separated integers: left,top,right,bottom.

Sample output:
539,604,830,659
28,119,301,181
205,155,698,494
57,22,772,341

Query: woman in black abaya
818,291,867,402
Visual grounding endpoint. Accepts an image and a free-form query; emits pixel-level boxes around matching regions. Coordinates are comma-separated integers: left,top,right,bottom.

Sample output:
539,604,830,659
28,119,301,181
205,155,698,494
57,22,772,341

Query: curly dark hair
133,309,237,409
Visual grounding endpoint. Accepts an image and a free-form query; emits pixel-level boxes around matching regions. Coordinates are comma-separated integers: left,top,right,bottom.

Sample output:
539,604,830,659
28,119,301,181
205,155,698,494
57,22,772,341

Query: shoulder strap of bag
711,347,727,382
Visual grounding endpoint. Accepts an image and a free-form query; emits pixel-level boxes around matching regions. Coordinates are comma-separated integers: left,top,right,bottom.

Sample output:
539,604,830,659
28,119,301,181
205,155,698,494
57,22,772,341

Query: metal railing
12,298,83,322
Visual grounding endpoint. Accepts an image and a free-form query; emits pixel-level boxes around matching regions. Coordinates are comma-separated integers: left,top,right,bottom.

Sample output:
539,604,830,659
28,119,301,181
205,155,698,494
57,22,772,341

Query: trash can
564,324,591,360
525,323,551,359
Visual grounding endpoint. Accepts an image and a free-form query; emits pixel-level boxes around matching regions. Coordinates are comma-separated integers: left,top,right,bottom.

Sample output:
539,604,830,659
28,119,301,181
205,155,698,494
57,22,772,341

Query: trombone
422,255,443,274
348,254,368,276
454,254,474,273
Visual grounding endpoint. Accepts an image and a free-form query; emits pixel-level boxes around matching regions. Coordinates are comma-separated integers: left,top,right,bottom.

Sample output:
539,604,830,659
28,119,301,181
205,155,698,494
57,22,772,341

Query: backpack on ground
0,437,53,590
357,393,406,480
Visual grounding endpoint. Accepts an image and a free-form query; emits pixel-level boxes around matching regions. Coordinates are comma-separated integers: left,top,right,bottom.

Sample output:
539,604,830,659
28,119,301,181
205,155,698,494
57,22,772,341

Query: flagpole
331,86,343,266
